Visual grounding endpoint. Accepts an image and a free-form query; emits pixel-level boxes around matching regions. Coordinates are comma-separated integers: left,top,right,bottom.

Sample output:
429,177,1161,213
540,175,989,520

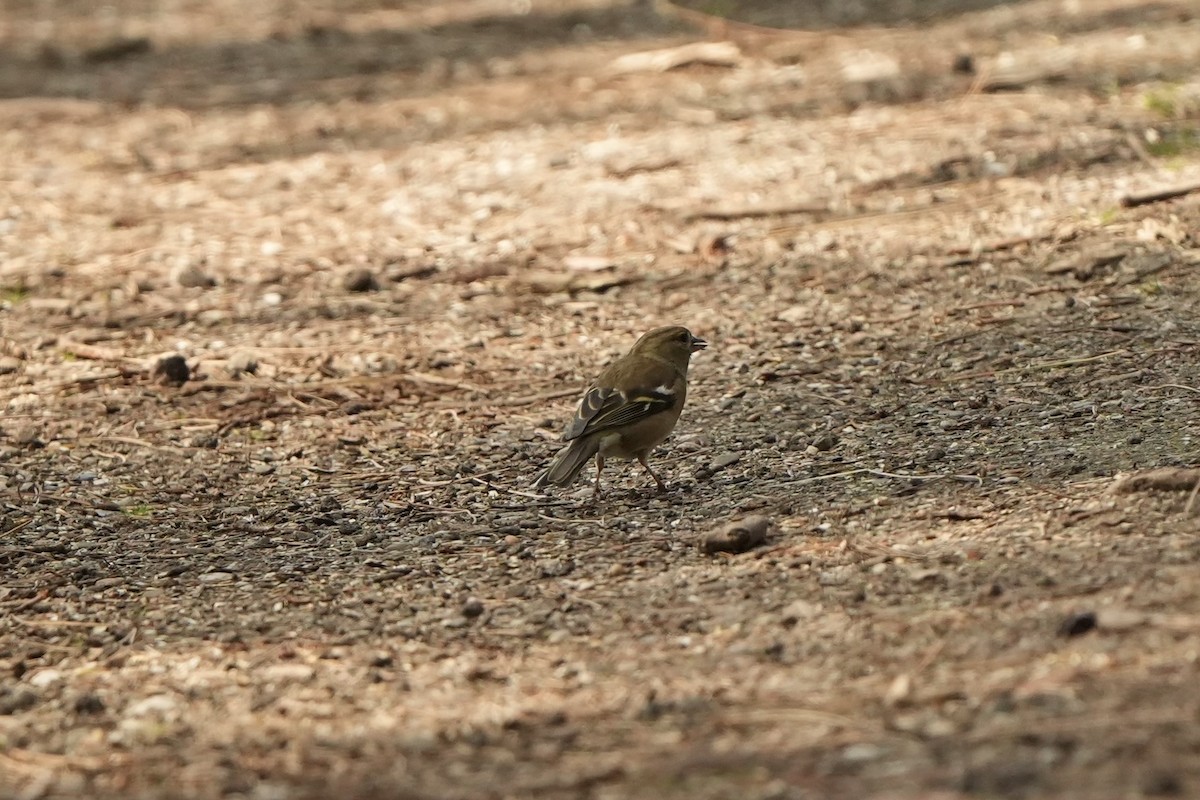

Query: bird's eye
677,331,690,342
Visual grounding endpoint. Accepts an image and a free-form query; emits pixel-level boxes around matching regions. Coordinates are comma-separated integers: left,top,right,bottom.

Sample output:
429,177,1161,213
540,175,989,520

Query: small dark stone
175,263,217,288
952,53,975,75
369,652,394,668
538,559,573,579
462,597,485,618
0,688,38,715
342,268,380,293
73,693,106,715
811,432,838,451
1059,611,1097,637
84,36,152,65
152,354,190,386
1144,771,1184,797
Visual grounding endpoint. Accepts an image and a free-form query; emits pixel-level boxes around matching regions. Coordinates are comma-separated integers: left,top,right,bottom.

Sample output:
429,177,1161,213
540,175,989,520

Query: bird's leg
593,454,605,498
638,455,667,492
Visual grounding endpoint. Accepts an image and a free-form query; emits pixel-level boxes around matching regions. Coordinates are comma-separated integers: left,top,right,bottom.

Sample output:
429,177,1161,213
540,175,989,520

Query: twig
4,492,122,512
943,234,1045,257
0,370,126,400
469,477,545,500
681,200,829,222
770,201,969,236
1139,383,1200,395
949,299,1027,315
416,470,500,487
434,386,580,409
780,468,982,487
948,349,1129,381
1119,181,1200,208
0,590,49,612
12,616,96,628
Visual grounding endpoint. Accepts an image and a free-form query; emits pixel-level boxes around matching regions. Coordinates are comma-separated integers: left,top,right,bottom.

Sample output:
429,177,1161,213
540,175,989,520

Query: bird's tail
533,437,599,489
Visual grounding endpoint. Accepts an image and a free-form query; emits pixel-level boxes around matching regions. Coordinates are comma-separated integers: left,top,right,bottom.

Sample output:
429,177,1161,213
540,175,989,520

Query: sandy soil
2,0,1200,798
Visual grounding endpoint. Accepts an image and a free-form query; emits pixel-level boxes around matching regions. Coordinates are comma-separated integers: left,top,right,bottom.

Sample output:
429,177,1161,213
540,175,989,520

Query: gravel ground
2,0,1200,798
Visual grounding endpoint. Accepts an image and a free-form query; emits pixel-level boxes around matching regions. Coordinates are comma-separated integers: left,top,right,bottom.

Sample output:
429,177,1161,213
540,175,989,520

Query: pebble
841,743,886,763
0,688,39,713
708,451,741,472
73,692,107,714
173,263,216,288
538,559,573,578
342,268,380,293
152,354,190,386
198,571,234,584
28,669,63,688
701,515,771,555
125,694,178,717
811,432,838,451
227,351,259,376
462,597,485,618
1059,611,1097,637
261,663,316,682
0,356,21,375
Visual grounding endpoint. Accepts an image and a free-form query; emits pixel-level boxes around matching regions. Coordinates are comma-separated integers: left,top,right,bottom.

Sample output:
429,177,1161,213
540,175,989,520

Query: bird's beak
690,336,708,352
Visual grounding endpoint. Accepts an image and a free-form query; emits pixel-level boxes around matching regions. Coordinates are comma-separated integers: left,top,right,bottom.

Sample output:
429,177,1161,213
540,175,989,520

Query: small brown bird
534,326,707,497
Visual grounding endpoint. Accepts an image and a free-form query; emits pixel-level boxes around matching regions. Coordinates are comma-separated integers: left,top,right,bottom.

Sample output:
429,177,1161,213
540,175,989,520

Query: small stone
152,354,190,386
198,571,234,584
811,432,838,451
1059,610,1097,637
28,669,62,688
369,652,394,668
125,694,178,717
173,262,216,288
1143,771,1184,797
462,597,485,618
227,351,258,377
817,570,846,587
261,663,316,682
0,356,21,375
73,693,106,715
701,515,771,555
708,451,741,472
780,600,820,625
342,268,380,293
93,577,125,590
1095,608,1149,631
0,687,38,714
884,673,913,707
12,426,43,447
538,559,573,578
841,743,885,763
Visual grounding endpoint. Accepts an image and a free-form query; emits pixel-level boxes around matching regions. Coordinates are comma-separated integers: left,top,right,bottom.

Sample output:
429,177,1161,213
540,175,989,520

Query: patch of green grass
1144,126,1200,158
124,503,153,518
1,285,29,304
1143,84,1180,118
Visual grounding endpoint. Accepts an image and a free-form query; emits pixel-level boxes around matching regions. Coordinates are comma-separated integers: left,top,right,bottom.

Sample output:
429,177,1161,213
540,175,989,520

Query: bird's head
631,325,708,363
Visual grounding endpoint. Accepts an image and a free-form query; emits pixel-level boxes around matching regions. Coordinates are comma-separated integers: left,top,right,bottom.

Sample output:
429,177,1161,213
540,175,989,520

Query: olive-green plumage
534,326,707,497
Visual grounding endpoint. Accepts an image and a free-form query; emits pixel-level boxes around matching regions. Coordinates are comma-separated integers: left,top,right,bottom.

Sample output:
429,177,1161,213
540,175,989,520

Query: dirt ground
2,0,1200,797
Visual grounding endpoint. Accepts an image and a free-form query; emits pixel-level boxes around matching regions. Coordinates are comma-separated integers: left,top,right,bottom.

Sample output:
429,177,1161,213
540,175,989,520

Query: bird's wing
562,383,677,441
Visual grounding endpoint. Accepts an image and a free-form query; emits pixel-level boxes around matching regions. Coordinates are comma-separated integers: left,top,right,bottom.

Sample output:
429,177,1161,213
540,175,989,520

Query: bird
534,325,707,497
